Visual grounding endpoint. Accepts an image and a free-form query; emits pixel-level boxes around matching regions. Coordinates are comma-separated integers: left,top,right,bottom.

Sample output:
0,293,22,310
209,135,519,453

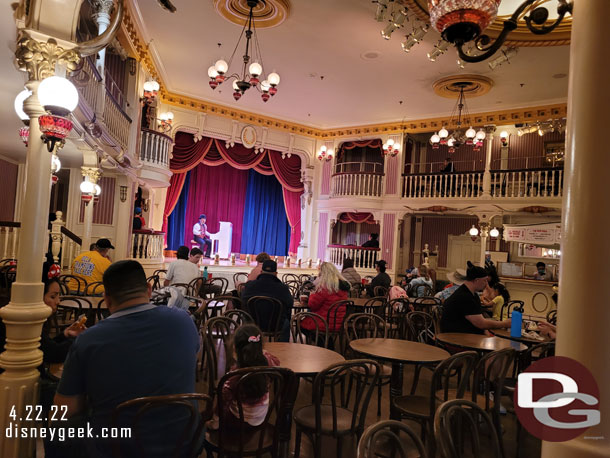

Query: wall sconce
80,167,101,205
489,227,500,238
500,131,509,147
317,144,334,161
469,225,479,241
128,57,137,76
119,185,128,203
158,112,174,132
143,80,160,100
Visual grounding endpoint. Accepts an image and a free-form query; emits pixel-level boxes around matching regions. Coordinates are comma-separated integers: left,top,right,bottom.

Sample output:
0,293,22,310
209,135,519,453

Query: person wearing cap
366,259,391,297
193,214,212,258
435,268,466,302
132,207,146,231
440,261,511,335
241,260,293,342
68,239,114,293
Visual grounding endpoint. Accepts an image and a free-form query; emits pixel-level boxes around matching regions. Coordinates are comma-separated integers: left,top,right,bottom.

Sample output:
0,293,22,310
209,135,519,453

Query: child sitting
220,324,280,428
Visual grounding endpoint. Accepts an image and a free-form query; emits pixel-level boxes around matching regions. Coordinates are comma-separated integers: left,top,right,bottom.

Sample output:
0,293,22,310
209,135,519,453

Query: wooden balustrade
402,172,484,198
327,245,379,269
71,56,101,112
103,91,131,152
132,230,165,261
331,173,384,197
0,223,20,261
490,168,563,198
139,129,172,167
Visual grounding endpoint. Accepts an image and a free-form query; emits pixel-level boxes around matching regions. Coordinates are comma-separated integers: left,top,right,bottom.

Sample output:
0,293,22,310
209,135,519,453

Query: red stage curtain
283,189,302,256
171,134,214,173
162,173,187,235
339,212,375,224
340,139,383,150
184,162,249,253
167,132,304,253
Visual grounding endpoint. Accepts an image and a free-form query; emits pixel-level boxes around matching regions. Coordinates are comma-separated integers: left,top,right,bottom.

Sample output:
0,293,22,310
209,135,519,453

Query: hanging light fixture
427,0,572,63
489,227,500,238
429,83,485,153
383,138,400,157
14,89,31,146
207,0,280,102
37,76,79,153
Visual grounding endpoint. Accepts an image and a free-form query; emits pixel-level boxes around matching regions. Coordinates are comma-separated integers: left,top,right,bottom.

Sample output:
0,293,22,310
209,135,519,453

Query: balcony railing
132,230,165,262
328,245,380,269
331,162,384,198
403,172,484,199
140,129,172,167
490,167,563,198
0,222,20,261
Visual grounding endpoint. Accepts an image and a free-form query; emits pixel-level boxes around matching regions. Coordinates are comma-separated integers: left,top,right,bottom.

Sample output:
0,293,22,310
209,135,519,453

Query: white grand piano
192,221,233,259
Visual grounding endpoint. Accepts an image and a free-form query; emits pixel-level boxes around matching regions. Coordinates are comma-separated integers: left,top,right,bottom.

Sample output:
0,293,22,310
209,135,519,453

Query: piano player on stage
193,214,212,258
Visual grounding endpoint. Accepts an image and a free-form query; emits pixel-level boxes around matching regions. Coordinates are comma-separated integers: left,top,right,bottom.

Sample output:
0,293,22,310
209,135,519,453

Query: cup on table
361,278,367,285
299,294,309,306
208,273,213,279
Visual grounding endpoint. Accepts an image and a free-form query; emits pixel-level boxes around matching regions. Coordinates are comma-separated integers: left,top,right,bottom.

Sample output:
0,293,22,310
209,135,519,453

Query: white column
92,0,114,75
80,167,101,253
482,125,496,197
542,1,610,457
0,81,52,457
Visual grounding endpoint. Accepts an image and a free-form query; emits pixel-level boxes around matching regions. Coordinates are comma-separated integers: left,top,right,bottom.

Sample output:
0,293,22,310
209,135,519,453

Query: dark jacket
242,274,293,325
367,272,392,296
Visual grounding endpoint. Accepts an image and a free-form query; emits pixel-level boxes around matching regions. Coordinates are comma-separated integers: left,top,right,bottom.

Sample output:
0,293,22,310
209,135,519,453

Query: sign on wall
503,222,561,246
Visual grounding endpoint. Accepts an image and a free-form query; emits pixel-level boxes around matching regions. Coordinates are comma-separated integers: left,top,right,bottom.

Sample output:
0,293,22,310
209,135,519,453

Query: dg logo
515,356,601,442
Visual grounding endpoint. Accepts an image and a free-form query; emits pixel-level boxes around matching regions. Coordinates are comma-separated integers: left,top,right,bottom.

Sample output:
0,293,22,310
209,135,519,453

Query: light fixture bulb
94,184,101,196
489,227,500,238
159,112,169,121
469,226,479,237
51,155,61,173
215,59,229,74
249,62,263,77
386,138,394,147
151,81,160,92
438,127,449,138
14,89,31,121
447,138,455,147
143,81,153,92
80,178,94,194
268,72,280,86
430,133,440,144
38,76,79,116
465,127,476,139
500,131,508,139
475,129,486,140
261,80,271,92
207,66,218,78
166,111,174,120
320,145,327,153
232,80,240,91
381,23,397,40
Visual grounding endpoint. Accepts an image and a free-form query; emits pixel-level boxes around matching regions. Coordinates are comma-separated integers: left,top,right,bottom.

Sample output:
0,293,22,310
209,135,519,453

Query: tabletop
349,338,450,364
263,342,344,376
492,328,551,345
435,333,527,352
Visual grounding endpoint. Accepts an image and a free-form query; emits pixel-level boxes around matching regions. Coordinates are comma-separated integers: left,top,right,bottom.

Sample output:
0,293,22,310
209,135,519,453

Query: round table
492,328,551,346
263,342,344,376
349,338,450,420
435,333,527,353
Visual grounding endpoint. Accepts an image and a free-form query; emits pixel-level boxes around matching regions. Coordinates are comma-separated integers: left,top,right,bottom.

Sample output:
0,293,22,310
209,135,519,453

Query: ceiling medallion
213,0,290,28
432,74,493,98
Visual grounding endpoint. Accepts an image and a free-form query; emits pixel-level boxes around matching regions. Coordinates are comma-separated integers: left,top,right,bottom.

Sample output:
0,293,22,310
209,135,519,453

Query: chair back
434,399,502,458
58,274,86,296
281,273,300,283
406,311,436,344
383,298,410,339
290,312,329,348
86,281,104,296
298,274,314,283
357,420,427,458
111,393,212,458
373,286,388,297
409,283,434,298
152,269,167,280
223,308,252,326
518,341,555,373
361,297,385,315
233,272,249,286
500,300,524,320
311,360,380,437
430,351,479,417
412,297,442,314
472,348,516,414
349,284,363,298
247,296,284,341
215,366,298,457
146,275,161,291
344,314,387,354
326,299,352,333
546,309,557,325
203,317,239,397
284,280,300,299
204,295,237,319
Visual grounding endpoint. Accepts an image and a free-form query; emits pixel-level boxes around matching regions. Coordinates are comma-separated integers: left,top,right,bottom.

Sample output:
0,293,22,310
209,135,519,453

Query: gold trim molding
213,0,290,28
432,74,494,99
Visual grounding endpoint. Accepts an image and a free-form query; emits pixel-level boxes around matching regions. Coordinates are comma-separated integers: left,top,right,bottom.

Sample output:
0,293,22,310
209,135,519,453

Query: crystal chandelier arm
523,1,572,35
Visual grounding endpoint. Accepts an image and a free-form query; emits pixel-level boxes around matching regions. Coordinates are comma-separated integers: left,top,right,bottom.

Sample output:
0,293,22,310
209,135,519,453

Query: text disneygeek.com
5,423,131,441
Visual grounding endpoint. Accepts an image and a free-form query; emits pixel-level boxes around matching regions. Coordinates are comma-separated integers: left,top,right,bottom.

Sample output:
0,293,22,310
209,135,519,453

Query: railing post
481,125,496,197
50,211,64,263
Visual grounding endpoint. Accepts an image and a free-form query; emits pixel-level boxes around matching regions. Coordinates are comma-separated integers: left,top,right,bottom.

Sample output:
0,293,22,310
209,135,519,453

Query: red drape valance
339,212,376,224
339,139,383,150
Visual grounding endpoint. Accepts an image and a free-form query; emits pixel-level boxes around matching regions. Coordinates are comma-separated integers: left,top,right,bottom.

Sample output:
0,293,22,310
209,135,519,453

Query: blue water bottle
510,309,523,338
202,266,209,280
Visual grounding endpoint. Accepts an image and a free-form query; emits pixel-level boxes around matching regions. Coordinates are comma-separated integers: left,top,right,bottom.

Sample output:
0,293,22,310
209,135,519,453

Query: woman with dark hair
482,282,510,320
221,324,280,428
341,257,361,286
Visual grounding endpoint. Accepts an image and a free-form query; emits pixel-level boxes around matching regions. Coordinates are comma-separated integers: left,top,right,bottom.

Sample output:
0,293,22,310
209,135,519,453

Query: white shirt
193,222,209,237
165,259,200,287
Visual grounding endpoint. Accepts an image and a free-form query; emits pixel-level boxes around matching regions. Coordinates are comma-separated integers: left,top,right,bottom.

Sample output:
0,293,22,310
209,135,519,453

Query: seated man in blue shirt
51,260,200,457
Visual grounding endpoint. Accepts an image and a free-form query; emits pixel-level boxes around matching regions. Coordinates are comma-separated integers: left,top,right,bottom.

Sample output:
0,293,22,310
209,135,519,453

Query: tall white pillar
92,0,114,75
482,125,496,197
80,167,101,253
0,81,53,457
542,1,610,457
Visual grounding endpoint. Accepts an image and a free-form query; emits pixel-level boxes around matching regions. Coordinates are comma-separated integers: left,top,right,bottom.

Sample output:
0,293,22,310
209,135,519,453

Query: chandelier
382,138,400,157
373,0,572,65
429,84,485,153
207,0,280,102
